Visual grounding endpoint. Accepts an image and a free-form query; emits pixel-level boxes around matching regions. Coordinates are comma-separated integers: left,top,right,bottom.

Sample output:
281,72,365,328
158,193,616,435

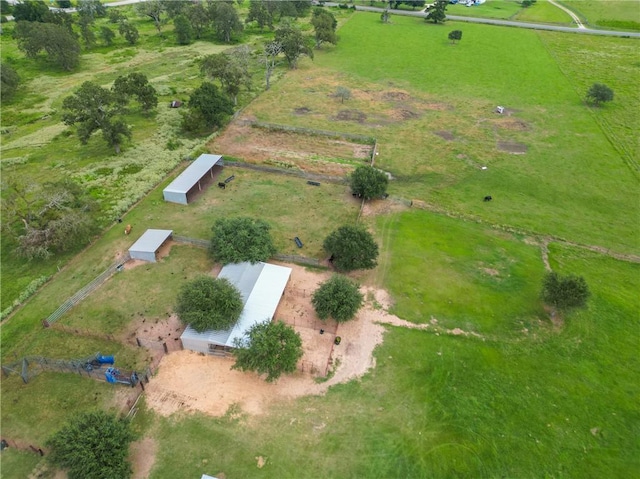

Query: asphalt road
343,3,640,38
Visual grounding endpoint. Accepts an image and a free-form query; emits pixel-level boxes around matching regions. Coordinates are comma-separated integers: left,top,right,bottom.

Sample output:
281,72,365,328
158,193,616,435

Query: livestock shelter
128,229,173,263
180,262,292,354
163,154,223,205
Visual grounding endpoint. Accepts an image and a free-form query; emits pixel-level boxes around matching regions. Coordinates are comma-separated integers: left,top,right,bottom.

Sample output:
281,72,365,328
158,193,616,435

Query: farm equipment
105,367,139,387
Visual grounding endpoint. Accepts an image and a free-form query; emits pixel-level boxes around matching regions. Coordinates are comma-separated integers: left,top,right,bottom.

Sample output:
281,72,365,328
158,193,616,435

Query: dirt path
548,0,586,29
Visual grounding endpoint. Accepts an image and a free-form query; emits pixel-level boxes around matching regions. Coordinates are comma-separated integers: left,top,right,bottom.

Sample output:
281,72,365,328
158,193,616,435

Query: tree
448,29,462,44
425,0,447,24
2,177,97,260
311,8,337,48
1,62,20,101
77,0,107,19
275,21,314,69
312,275,364,322
232,320,303,382
183,81,234,131
184,2,210,39
78,14,97,49
136,0,165,35
13,21,81,71
521,0,537,7
62,81,131,153
100,26,116,46
350,165,389,200
541,272,590,313
212,1,244,43
13,0,48,22
0,0,13,16
263,40,282,90
246,0,274,31
118,21,140,45
46,411,133,479
335,86,351,104
324,225,379,272
113,72,158,113
586,83,614,106
173,14,193,45
209,216,277,264
176,276,243,332
56,0,72,8
201,47,252,105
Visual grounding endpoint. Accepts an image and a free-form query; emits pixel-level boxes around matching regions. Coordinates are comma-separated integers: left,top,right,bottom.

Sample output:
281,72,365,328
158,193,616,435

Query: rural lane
547,0,586,29
341,3,640,38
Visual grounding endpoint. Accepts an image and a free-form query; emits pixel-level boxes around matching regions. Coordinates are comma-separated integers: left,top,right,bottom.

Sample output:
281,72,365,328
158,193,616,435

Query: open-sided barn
128,229,173,263
162,154,223,205
180,262,292,354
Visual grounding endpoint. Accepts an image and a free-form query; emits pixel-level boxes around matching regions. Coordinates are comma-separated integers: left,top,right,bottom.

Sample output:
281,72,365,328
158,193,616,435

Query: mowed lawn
244,13,639,255
145,211,639,478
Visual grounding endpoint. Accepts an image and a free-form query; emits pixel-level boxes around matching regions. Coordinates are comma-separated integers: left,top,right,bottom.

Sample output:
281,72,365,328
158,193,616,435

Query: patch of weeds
315,358,341,383
95,167,113,177
118,164,143,176
166,139,183,151
265,159,297,169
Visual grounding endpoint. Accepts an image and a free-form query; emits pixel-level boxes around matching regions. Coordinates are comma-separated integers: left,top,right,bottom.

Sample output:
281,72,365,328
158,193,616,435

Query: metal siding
162,154,222,203
180,262,292,352
128,229,173,262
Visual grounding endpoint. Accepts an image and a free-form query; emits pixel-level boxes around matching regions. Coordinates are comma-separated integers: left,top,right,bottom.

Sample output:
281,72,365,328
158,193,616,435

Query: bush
176,276,243,332
541,272,590,312
312,275,363,322
324,225,379,272
209,217,277,265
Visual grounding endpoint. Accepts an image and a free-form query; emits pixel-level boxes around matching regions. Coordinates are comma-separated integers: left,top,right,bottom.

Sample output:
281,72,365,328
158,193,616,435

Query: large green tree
324,225,379,272
232,320,303,382
182,81,234,132
62,81,131,153
350,165,389,200
176,276,243,332
246,0,274,31
118,21,140,45
184,2,211,39
136,0,165,35
311,8,337,48
173,14,193,45
425,0,447,24
13,21,81,70
46,411,134,479
0,62,20,101
200,47,252,105
275,21,314,69
209,216,277,265
112,72,158,114
541,272,590,313
312,275,364,322
12,0,48,22
212,1,244,43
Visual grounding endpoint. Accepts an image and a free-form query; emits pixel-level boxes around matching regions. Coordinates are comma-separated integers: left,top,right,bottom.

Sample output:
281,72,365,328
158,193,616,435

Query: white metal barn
128,229,173,263
180,262,292,354
162,154,223,205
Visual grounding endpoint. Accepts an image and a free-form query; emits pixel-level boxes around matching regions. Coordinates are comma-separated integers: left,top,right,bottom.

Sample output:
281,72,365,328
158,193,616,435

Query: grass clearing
564,0,640,30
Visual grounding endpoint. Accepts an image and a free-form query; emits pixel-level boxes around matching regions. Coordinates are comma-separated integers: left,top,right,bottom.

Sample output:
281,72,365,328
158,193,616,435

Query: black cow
218,182,226,189
483,195,492,202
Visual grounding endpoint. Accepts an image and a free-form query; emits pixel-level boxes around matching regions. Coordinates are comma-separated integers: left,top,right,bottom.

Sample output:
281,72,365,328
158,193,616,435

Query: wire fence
50,323,117,343
43,253,131,327
225,160,349,184
250,120,376,145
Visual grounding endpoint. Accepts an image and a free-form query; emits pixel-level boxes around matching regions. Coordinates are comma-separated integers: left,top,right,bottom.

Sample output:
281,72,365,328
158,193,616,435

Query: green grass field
1,6,638,479
564,0,640,30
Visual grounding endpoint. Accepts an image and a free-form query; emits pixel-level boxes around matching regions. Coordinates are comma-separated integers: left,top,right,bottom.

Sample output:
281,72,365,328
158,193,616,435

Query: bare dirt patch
434,130,455,141
382,91,411,102
143,265,408,418
334,109,367,123
360,198,410,218
293,107,311,115
492,118,530,131
130,437,157,479
390,109,420,121
497,141,528,154
208,121,372,176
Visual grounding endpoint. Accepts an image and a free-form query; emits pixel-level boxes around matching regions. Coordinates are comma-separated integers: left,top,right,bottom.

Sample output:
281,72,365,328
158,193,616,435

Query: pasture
1,5,638,479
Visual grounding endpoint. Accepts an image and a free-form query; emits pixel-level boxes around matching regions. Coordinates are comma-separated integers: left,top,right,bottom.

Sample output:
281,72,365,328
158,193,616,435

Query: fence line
43,253,131,327
250,120,376,144
50,323,117,343
173,235,210,248
0,438,47,457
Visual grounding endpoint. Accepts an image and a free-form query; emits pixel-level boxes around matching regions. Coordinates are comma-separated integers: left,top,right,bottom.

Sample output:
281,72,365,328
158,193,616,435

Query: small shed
163,154,224,205
128,229,173,263
180,262,292,354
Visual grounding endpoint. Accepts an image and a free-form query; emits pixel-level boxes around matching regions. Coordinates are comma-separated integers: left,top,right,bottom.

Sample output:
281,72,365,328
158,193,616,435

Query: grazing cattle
483,196,493,202
124,224,132,235
218,182,226,189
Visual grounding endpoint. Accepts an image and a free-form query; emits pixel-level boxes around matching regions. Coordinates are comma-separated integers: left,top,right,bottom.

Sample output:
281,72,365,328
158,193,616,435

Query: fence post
136,337,142,347
163,342,168,354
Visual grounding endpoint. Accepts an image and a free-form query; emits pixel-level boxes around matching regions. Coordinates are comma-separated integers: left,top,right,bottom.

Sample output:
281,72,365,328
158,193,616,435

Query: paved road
348,4,640,38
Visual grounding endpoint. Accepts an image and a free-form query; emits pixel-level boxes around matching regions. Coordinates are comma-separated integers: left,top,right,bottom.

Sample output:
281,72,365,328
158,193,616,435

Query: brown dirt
389,109,420,121
144,265,407,418
492,118,530,131
130,437,157,479
434,130,455,141
334,109,367,123
497,141,528,154
360,197,410,218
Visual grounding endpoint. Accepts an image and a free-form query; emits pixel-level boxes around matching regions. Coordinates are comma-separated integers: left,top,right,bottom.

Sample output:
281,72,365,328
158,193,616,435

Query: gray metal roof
128,229,173,254
163,154,222,194
180,262,292,348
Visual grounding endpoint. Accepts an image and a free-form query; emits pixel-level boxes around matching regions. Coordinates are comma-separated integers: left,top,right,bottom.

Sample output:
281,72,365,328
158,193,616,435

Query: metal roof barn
163,154,223,205
180,262,292,353
128,229,173,263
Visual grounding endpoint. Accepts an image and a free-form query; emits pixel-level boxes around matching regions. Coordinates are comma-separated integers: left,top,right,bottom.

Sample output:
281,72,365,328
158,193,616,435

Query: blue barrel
105,367,117,384
97,355,115,365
